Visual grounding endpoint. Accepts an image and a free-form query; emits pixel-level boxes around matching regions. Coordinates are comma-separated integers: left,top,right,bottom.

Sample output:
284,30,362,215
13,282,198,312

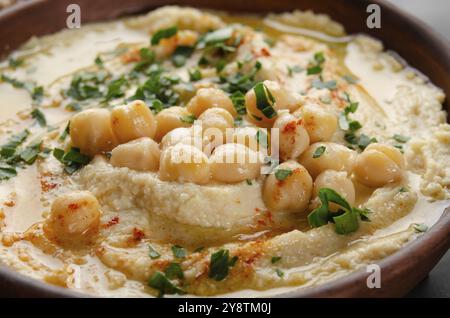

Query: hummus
0,6,448,297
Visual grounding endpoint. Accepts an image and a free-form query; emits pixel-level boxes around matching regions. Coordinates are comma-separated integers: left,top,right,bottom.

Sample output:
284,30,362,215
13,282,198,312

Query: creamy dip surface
0,6,448,297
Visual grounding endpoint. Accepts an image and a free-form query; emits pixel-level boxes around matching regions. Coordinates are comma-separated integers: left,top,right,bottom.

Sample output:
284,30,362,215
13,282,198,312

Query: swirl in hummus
0,6,448,297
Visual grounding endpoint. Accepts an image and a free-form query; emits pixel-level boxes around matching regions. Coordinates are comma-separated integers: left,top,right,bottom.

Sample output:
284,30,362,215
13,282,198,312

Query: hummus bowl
0,0,449,297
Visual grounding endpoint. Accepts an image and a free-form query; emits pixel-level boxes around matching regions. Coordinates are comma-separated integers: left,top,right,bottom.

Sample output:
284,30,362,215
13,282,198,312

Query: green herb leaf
275,268,284,278
308,188,367,235
253,82,277,119
275,169,292,181
8,57,24,68
230,91,246,115
271,256,282,264
94,56,104,68
165,263,184,279
246,179,253,185
148,245,161,259
307,65,322,75
31,108,47,127
312,146,326,158
311,78,337,90
209,249,234,281
180,114,196,124
0,166,17,180
393,134,410,143
148,271,185,297
171,245,187,259
189,68,202,82
104,77,127,101
172,46,194,67
32,86,44,102
151,26,178,45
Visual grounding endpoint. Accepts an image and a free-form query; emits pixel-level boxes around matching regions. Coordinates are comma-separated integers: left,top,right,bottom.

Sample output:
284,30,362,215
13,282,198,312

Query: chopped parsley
180,114,196,124
53,147,90,174
148,245,161,259
230,91,246,115
308,188,372,235
275,268,285,278
0,166,17,181
339,93,376,150
65,71,107,101
271,256,282,264
104,77,127,101
1,74,44,102
133,48,155,72
393,134,410,143
246,179,253,185
8,57,24,68
188,68,202,82
275,169,292,181
151,26,178,45
209,249,237,281
94,56,104,68
171,245,187,259
307,52,325,75
148,271,185,297
164,263,184,280
172,46,194,67
311,78,337,90
31,108,47,127
312,146,326,158
219,61,261,96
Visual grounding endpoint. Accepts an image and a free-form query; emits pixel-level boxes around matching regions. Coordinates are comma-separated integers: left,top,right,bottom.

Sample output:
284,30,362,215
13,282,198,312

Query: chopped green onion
253,82,277,119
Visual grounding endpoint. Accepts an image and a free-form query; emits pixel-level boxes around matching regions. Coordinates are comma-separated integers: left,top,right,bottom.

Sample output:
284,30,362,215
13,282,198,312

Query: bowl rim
0,0,449,298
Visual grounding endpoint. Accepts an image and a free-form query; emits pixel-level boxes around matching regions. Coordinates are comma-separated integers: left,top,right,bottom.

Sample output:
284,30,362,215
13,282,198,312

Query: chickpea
293,103,337,143
110,137,160,171
313,170,356,209
273,112,310,160
210,143,263,183
230,127,261,152
263,161,313,213
160,127,193,151
198,108,234,134
186,88,237,117
198,107,234,146
159,144,211,184
111,100,156,144
245,80,301,127
155,106,193,141
353,143,405,187
43,191,101,245
70,108,117,156
298,142,356,178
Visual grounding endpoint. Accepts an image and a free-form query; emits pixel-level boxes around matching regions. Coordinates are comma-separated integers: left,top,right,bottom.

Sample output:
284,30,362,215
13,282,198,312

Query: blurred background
386,0,449,40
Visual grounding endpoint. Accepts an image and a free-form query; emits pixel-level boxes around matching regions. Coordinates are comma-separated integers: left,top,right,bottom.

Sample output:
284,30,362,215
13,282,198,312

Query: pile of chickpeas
45,81,405,245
